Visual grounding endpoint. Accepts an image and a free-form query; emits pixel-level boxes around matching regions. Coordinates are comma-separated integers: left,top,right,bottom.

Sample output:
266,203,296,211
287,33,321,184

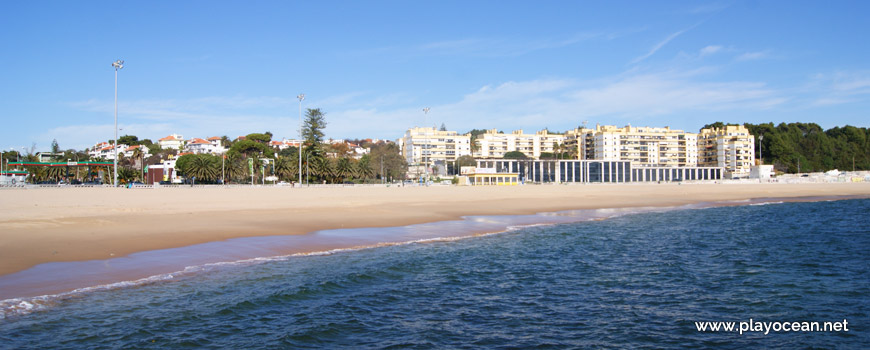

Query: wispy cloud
736,50,771,61
699,45,723,56
630,28,692,65
686,2,732,14
808,71,870,106
354,31,621,59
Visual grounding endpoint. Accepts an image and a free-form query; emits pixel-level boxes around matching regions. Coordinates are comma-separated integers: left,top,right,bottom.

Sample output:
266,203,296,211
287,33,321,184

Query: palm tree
224,154,246,184
118,167,137,184
356,156,375,180
186,155,219,183
311,156,333,183
274,156,299,182
131,147,145,181
335,157,354,182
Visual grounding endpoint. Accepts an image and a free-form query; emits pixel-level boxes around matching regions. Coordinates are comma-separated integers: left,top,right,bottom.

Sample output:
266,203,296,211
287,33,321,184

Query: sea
0,198,868,349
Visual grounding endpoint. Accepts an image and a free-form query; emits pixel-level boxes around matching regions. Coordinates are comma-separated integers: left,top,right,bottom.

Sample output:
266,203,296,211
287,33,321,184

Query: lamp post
297,93,305,187
758,134,764,165
112,59,124,187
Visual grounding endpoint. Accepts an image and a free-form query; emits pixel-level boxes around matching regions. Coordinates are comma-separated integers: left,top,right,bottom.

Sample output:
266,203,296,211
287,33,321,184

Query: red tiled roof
159,135,179,141
189,138,210,145
208,136,221,141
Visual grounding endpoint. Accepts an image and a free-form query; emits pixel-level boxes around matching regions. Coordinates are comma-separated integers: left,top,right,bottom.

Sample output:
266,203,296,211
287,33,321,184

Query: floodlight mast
112,60,124,187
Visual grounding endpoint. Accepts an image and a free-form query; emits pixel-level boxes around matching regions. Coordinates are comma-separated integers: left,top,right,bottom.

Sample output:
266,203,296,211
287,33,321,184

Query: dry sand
2,182,869,277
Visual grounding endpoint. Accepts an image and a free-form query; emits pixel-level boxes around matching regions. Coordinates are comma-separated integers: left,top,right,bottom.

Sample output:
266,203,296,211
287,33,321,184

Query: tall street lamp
112,59,124,187
297,93,305,186
758,134,764,165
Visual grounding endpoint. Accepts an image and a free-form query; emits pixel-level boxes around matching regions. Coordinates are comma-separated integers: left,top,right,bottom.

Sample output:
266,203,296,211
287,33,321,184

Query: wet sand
2,182,870,278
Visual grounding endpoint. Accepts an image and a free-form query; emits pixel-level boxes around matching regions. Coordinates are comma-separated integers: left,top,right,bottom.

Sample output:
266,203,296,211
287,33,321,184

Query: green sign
247,158,254,173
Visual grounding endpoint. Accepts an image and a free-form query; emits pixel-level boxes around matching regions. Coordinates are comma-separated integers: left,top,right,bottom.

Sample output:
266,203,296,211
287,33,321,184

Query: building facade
698,125,755,179
476,159,722,184
399,127,472,170
158,134,185,151
564,125,698,167
475,129,566,159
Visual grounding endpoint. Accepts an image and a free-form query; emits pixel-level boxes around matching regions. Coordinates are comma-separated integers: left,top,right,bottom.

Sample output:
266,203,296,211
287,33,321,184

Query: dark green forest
704,122,870,173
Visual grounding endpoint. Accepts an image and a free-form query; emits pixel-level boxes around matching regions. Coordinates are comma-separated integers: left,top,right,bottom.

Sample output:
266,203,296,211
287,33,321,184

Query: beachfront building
399,127,472,176
158,134,185,151
474,129,566,159
698,125,755,179
563,124,698,167
476,159,723,184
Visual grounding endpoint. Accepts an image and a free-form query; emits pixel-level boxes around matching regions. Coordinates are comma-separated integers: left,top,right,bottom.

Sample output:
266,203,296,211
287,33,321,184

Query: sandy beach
2,182,870,277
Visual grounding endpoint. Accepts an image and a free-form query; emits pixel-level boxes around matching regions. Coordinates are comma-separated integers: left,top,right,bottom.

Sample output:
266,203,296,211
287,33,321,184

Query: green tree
245,133,272,144
229,139,273,158
176,154,220,183
51,139,60,154
368,142,407,182
504,151,529,159
356,154,375,180
118,135,139,145
274,156,299,181
334,157,355,181
302,108,327,156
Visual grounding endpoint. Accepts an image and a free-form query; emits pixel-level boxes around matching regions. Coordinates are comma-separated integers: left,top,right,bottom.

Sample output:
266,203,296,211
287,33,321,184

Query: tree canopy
707,122,870,173
503,151,529,159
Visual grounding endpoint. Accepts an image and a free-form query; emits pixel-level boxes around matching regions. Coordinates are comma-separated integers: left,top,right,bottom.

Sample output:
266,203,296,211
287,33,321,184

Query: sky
2,0,869,152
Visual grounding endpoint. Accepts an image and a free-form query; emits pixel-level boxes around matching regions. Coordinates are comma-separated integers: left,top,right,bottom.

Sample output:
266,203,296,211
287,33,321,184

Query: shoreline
0,190,867,307
2,183,870,279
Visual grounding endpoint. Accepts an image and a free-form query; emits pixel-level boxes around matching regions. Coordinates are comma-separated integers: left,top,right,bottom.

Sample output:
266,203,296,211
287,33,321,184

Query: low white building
88,142,128,160
185,138,226,154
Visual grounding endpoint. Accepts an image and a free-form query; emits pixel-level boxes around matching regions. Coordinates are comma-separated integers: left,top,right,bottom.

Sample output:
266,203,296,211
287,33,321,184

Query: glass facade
475,160,722,184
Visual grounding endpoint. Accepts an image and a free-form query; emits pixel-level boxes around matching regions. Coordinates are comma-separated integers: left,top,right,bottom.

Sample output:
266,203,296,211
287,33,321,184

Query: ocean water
1,199,868,349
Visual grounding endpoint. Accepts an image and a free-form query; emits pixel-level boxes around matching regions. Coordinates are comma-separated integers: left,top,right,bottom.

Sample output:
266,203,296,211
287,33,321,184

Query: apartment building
158,134,185,150
399,127,472,167
698,125,755,178
564,125,698,167
475,129,566,159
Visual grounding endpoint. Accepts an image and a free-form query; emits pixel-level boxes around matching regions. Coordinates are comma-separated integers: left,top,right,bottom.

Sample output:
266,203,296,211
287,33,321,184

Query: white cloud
60,69,789,148
699,45,723,56
736,51,770,61
808,71,870,106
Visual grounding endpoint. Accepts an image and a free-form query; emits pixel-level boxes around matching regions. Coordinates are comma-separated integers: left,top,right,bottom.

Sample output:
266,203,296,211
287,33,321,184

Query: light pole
112,59,124,187
758,134,764,165
297,93,305,186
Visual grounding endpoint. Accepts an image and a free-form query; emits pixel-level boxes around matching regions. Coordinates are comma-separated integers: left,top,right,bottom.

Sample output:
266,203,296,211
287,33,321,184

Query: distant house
88,142,128,160
184,137,226,154
158,134,185,150
35,152,64,162
269,139,303,151
122,145,150,159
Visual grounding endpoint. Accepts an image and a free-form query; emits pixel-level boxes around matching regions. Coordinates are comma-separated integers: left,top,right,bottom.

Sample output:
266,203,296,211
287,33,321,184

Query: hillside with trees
704,122,870,173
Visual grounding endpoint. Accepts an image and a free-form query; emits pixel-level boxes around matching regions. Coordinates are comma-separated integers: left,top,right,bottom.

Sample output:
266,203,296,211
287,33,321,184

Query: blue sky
2,0,869,151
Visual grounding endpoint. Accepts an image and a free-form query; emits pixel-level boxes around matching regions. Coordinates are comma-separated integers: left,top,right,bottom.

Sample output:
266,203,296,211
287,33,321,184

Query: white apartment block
475,129,566,159
564,125,698,167
698,125,755,178
399,127,472,166
158,134,185,150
